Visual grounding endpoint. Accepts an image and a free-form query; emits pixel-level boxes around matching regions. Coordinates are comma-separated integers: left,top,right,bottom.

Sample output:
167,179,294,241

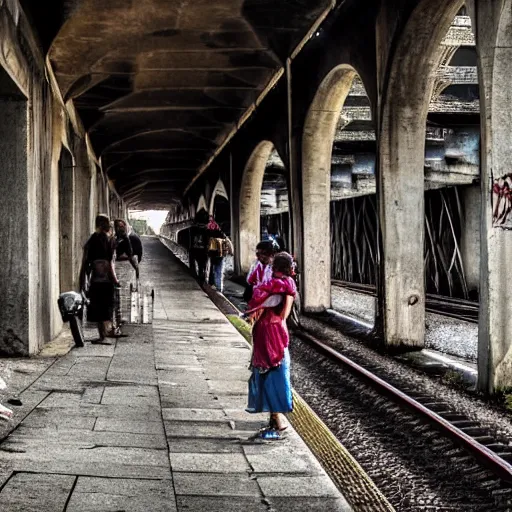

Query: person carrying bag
207,216,232,293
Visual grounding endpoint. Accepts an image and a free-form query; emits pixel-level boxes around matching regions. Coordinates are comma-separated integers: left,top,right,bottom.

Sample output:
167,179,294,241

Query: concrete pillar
89,165,98,233
377,0,463,347
73,165,92,286
59,148,75,293
0,92,29,355
238,141,273,274
467,0,512,392
460,185,480,295
302,65,356,312
379,113,426,347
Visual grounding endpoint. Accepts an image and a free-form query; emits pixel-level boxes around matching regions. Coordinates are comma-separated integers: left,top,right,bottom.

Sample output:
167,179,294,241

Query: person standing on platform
243,240,275,302
79,214,119,343
113,219,142,334
114,219,140,279
188,210,210,284
244,252,297,439
207,215,233,293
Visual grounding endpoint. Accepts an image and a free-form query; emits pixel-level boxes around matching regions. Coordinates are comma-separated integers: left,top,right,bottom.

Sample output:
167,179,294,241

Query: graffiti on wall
493,174,512,228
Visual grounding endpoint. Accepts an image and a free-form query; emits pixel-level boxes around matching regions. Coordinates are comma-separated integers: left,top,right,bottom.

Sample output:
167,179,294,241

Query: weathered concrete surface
58,147,75,294
461,185,480,294
377,0,464,347
239,141,274,273
302,66,357,312
468,0,512,392
0,93,29,355
0,0,121,355
0,238,351,511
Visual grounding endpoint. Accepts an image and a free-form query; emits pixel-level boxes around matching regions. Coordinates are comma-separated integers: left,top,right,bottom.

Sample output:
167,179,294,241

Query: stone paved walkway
0,237,351,511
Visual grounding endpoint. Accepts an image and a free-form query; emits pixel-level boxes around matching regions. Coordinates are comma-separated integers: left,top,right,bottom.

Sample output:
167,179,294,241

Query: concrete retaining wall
0,1,125,355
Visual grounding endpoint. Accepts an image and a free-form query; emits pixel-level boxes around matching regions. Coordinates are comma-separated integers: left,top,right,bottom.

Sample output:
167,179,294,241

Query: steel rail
206,273,510,484
294,328,512,485
331,279,479,323
331,279,479,307
424,307,476,323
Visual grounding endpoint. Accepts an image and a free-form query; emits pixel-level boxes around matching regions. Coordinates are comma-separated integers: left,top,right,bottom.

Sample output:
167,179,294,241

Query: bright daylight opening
128,209,169,235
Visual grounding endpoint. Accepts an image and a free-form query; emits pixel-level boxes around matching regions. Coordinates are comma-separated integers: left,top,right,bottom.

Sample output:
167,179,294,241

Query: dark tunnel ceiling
48,0,332,208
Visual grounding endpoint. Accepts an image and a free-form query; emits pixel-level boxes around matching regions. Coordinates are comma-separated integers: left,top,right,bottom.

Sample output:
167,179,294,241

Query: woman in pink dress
245,252,296,439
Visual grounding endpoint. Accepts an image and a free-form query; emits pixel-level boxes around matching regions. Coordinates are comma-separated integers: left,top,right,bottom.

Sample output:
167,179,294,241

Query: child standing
245,252,296,439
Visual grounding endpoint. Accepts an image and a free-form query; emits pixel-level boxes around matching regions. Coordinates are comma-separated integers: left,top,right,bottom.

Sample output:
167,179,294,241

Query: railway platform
0,238,357,512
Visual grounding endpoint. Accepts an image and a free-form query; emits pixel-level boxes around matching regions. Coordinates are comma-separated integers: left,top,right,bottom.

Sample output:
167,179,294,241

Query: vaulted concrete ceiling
48,0,332,208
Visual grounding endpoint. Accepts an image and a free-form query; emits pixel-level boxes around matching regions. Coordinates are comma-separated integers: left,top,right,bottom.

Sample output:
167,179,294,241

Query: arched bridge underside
1,0,511,393
46,0,331,209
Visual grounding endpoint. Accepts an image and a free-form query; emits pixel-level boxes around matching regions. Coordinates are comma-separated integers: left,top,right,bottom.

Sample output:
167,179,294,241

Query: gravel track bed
330,287,478,361
299,316,512,443
290,337,511,511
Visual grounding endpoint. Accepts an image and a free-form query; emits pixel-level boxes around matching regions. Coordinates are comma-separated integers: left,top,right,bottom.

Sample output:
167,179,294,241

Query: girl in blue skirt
245,253,296,439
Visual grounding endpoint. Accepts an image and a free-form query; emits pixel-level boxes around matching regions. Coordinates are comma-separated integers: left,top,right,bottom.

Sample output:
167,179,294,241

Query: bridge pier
302,66,357,313
376,0,464,348
0,73,30,355
468,0,512,392
238,141,274,274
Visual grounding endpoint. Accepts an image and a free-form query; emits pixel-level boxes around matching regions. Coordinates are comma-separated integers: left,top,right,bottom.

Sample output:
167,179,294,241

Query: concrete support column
379,113,426,347
288,133,302,266
460,185,480,295
58,149,75,293
302,66,356,312
73,165,92,282
376,0,463,347
0,94,29,355
89,165,98,233
238,141,273,274
467,0,512,392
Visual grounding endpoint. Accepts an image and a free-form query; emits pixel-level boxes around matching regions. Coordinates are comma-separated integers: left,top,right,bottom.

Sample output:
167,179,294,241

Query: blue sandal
259,427,287,440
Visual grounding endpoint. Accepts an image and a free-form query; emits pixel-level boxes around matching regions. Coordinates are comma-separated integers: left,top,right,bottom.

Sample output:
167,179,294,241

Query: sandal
259,428,284,440
270,414,288,431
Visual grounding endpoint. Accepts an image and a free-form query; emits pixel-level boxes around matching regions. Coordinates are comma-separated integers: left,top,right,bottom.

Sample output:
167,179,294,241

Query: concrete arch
197,194,208,213
301,64,360,312
378,0,464,347
209,179,229,215
239,140,274,273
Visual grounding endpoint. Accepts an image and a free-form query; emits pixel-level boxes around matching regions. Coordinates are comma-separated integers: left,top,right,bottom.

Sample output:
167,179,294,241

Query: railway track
161,242,509,508
288,332,512,511
294,328,512,485
289,321,512,509
332,279,479,323
209,282,512,509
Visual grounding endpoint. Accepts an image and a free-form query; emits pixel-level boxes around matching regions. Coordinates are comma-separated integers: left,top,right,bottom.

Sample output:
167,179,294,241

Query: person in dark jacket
80,214,118,342
188,210,211,283
129,231,143,263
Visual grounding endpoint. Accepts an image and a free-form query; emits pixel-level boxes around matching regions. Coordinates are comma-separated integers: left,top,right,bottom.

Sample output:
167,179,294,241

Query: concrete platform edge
157,235,395,512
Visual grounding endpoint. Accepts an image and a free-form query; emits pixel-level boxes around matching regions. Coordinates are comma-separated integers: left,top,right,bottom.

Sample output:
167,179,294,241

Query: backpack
208,237,224,255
